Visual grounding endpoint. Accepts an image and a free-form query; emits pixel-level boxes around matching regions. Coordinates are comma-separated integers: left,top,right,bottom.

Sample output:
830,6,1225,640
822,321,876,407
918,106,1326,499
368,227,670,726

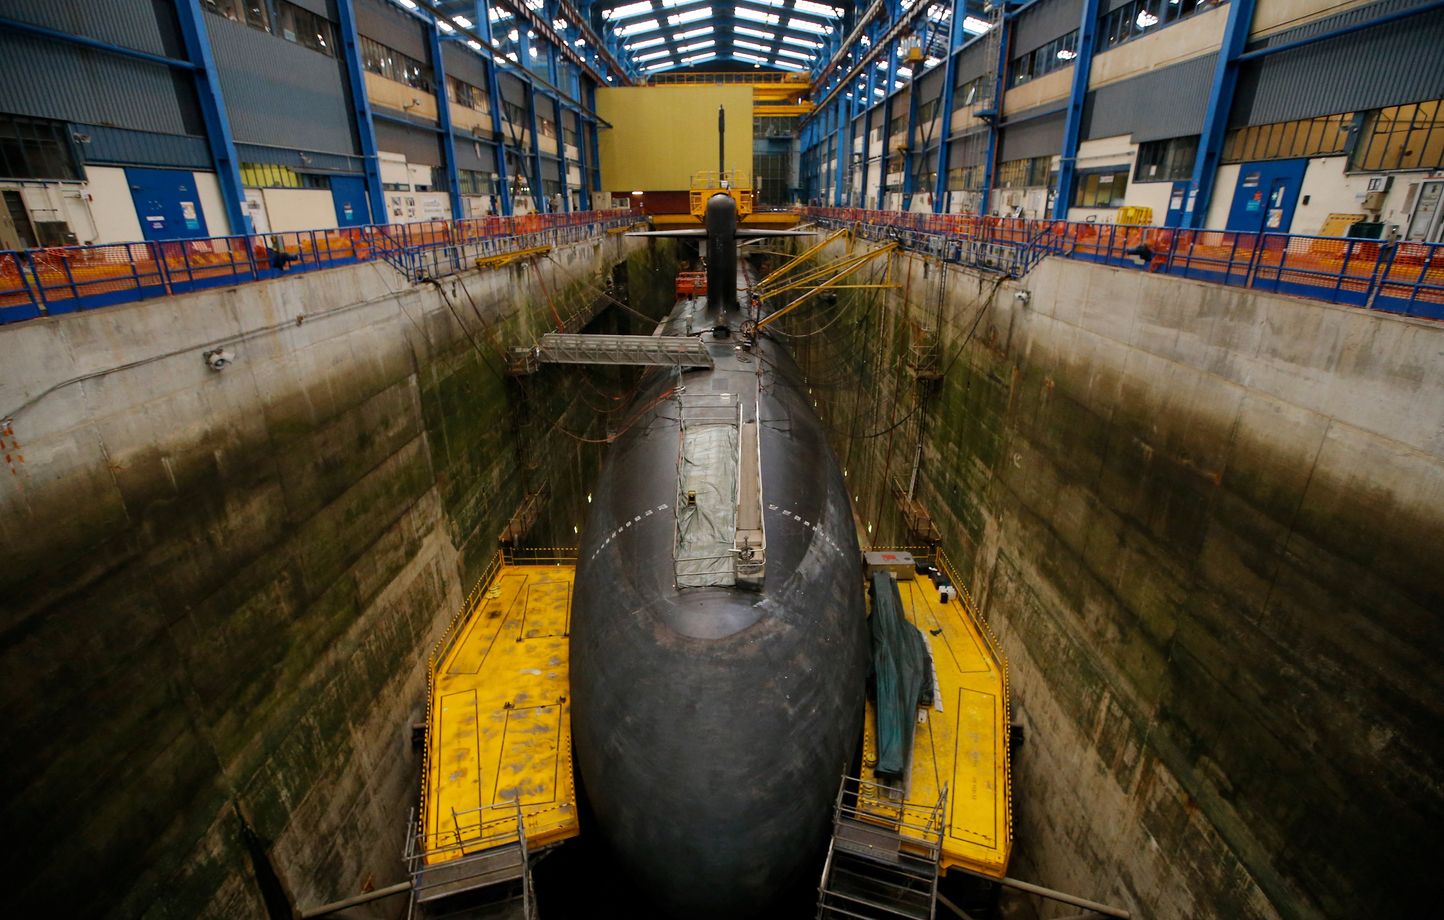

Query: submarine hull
571,326,867,917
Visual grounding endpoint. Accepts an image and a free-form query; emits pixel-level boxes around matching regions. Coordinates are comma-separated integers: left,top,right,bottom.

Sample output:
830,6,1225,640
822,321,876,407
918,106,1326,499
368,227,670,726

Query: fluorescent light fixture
489,9,511,22
467,39,482,50
682,52,715,63
617,18,661,35
553,18,568,30
875,88,885,97
897,66,913,77
674,26,713,39
876,59,888,69
605,2,654,20
626,36,666,49
528,46,538,57
772,60,805,71
644,60,673,70
1136,9,1159,27
667,8,709,25
1056,47,1077,60
577,38,587,47
925,55,940,67
396,0,416,9
507,51,519,61
509,29,519,40
736,26,771,38
782,35,821,48
735,51,768,62
737,8,780,23
678,39,715,52
776,47,812,60
789,18,827,34
452,15,472,28
793,0,842,15
437,20,455,33
636,49,671,61
736,39,770,51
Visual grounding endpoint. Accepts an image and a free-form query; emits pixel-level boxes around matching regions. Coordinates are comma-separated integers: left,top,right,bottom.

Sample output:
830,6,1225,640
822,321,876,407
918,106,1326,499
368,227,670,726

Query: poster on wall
384,192,452,223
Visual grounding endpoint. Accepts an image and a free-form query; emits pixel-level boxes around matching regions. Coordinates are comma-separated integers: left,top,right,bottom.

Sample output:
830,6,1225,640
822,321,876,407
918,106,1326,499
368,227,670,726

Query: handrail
0,210,634,324
796,207,1444,321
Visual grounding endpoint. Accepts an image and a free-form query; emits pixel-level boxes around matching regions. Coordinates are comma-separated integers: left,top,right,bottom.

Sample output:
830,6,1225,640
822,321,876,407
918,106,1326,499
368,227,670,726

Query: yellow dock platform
857,554,1013,879
417,553,579,866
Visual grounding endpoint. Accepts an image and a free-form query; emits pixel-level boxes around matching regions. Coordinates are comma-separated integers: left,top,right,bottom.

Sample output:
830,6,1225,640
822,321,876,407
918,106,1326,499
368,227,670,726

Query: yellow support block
857,565,1013,879
475,245,552,271
421,563,579,864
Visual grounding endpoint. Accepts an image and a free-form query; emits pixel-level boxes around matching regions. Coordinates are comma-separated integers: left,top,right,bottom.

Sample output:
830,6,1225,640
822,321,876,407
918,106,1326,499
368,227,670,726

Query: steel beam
1052,0,1101,219
429,20,466,221
932,0,968,212
476,1,513,215
1184,0,1257,228
337,0,388,224
978,7,1011,215
173,0,249,235
0,16,196,70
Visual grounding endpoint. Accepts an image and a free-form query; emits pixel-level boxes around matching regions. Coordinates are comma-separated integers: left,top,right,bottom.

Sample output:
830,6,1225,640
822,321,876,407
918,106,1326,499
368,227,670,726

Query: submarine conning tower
704,192,738,324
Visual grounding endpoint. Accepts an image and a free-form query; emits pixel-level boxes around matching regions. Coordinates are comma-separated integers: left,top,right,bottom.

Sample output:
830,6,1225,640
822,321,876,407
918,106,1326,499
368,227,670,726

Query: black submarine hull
570,308,868,916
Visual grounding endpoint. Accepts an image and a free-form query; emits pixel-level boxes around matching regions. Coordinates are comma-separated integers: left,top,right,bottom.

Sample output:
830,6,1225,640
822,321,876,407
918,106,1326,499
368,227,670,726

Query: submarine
569,115,870,917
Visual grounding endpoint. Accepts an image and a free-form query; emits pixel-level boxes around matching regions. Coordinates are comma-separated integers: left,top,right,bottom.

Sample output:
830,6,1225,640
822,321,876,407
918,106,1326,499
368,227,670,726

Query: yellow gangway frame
415,549,581,868
856,550,1014,880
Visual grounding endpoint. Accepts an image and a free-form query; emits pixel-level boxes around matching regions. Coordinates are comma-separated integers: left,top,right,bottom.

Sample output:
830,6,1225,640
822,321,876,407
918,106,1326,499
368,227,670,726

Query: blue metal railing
801,208,1444,321
0,210,634,324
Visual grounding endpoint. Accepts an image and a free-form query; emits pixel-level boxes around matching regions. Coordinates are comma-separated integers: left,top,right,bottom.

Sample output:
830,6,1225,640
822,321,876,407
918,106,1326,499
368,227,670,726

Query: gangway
818,776,946,919
509,333,714,374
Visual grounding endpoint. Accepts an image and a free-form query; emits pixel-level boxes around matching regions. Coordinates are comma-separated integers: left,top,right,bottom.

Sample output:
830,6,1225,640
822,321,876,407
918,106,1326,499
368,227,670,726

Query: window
918,97,941,125
204,0,271,31
502,101,528,132
1222,113,1352,163
996,156,1053,188
239,162,331,188
360,36,431,92
1351,99,1444,172
755,116,797,139
448,77,488,112
538,116,557,139
1099,0,1223,53
1134,136,1198,182
1073,169,1129,208
948,165,984,191
277,2,333,55
955,75,990,110
458,170,496,196
0,115,83,181
1011,31,1078,86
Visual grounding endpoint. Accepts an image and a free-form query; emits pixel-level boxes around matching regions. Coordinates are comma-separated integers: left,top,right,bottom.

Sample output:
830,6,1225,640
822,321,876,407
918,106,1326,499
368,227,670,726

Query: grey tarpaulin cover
869,571,934,779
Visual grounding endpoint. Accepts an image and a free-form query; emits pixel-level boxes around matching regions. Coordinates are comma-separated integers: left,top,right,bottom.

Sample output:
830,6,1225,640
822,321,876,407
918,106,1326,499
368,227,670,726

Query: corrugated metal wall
2,0,181,58
375,120,442,165
1085,54,1217,141
444,44,489,90
948,127,990,170
453,138,496,172
498,74,528,108
206,15,359,156
82,125,211,169
1000,112,1065,160
0,32,202,137
955,40,997,89
1234,8,1444,125
355,0,427,61
1013,0,1084,52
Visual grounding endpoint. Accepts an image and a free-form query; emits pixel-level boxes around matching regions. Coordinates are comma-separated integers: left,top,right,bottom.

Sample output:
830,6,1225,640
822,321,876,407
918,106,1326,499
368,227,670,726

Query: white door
1405,180,1444,242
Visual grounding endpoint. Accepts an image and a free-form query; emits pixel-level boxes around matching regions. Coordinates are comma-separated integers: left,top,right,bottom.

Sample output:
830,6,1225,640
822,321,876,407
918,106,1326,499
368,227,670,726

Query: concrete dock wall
0,236,661,918
780,246,1443,918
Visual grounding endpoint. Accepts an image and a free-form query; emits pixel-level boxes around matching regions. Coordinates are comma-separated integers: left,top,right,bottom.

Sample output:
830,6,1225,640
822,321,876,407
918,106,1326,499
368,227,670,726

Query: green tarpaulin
868,572,934,779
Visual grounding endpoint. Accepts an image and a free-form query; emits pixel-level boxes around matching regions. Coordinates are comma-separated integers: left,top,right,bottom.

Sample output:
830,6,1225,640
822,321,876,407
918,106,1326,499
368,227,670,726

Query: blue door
1226,159,1307,234
331,176,370,227
125,167,209,241
1164,181,1190,228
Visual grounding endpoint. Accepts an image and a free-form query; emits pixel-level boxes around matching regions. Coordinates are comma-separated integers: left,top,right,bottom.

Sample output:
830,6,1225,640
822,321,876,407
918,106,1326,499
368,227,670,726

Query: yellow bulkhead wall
596,85,754,192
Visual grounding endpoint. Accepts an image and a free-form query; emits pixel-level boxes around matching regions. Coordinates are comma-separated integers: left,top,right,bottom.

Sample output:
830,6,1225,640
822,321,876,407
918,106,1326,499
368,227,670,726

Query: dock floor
857,562,1013,879
420,561,579,865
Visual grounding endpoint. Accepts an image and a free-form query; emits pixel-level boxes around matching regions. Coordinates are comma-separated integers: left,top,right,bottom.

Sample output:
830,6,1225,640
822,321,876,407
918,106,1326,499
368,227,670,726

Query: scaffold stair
818,778,945,920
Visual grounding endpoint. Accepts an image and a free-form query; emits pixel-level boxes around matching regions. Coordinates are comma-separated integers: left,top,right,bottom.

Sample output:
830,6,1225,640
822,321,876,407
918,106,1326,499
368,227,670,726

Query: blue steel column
429,20,465,220
1185,0,1258,228
832,99,847,207
900,55,922,211
978,7,1012,215
932,0,968,212
1051,0,1100,219
575,110,592,209
556,98,571,211
526,83,547,211
877,47,897,210
859,62,877,209
172,0,249,235
476,1,512,215
336,0,387,224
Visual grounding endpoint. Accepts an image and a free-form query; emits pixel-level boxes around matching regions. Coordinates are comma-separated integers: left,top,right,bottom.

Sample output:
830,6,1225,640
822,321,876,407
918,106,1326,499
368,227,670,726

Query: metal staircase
818,777,946,920
407,800,537,919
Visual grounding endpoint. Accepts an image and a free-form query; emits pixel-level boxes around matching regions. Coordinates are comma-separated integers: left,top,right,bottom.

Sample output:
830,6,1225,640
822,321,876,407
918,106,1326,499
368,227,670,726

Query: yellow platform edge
417,549,581,866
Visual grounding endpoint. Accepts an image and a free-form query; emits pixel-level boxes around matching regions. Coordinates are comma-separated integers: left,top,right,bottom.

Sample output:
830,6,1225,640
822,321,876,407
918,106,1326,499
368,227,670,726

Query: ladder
406,799,537,919
817,777,946,920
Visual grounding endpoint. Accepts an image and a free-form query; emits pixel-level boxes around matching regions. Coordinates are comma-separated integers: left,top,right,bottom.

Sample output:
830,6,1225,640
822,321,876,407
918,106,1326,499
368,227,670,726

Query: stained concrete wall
0,236,668,918
779,246,1443,918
